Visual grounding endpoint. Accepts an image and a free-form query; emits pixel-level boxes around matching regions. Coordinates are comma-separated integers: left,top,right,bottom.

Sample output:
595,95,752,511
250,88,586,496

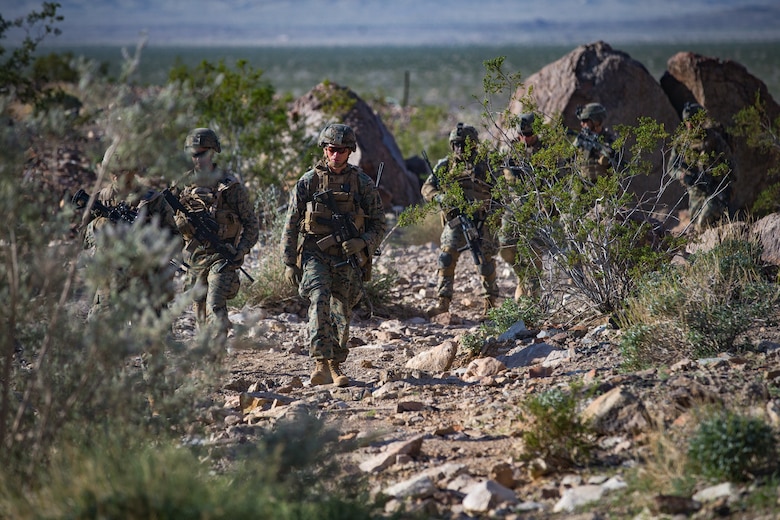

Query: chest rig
180,174,243,246
302,167,366,242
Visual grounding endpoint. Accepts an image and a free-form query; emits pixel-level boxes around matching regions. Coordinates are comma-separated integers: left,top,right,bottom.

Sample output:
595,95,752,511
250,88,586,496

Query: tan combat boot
328,360,349,387
310,360,332,386
426,297,451,317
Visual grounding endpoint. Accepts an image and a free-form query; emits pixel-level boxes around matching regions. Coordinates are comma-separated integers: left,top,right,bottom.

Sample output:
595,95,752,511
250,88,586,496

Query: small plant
517,384,594,468
460,332,484,357
619,237,780,368
687,409,777,482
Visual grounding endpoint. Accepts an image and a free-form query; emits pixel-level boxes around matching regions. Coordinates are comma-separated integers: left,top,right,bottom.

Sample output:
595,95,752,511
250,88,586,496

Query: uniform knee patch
478,261,496,278
438,251,454,269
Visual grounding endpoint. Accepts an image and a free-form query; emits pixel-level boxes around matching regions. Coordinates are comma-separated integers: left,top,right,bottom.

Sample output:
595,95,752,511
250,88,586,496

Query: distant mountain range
9,0,780,47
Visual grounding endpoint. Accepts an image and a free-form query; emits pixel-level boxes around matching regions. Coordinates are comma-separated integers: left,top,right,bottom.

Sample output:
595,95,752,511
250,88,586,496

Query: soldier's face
324,145,351,171
191,147,214,171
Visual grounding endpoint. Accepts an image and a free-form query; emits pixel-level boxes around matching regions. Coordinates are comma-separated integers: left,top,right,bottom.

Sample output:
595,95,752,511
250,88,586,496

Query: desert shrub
0,417,377,519
731,94,780,217
517,385,595,469
619,237,780,368
0,2,63,102
168,58,307,188
687,409,777,482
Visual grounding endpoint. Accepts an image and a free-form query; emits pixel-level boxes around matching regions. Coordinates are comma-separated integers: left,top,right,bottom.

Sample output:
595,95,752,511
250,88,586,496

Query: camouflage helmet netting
318,123,357,151
185,128,221,153
449,122,479,144
577,103,607,123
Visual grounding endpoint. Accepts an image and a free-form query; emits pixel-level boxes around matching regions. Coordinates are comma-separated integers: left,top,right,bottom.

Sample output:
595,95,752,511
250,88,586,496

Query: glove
342,237,365,256
433,193,446,205
284,265,301,287
231,247,246,265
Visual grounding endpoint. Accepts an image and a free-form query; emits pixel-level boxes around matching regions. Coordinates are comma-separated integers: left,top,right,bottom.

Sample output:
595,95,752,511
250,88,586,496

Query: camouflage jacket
281,162,386,267
172,167,259,258
669,126,735,193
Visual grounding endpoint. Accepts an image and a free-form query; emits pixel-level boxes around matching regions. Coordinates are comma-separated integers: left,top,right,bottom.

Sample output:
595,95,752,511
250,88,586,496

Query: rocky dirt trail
188,218,780,519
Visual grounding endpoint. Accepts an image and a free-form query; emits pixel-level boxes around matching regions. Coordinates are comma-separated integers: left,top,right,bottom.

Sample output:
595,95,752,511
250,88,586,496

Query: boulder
289,81,422,208
506,41,684,214
661,51,780,214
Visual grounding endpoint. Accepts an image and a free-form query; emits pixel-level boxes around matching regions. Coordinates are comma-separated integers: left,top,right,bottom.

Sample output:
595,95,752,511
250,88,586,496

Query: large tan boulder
289,82,422,208
507,41,684,214
661,51,780,215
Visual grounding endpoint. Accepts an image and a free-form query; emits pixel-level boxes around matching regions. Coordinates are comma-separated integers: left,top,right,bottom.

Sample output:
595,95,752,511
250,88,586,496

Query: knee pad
438,251,454,269
478,259,496,278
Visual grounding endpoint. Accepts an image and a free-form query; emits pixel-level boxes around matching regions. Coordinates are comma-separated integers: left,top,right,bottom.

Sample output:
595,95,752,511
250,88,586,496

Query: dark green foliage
169,58,305,187
688,410,777,482
518,386,594,468
0,2,63,102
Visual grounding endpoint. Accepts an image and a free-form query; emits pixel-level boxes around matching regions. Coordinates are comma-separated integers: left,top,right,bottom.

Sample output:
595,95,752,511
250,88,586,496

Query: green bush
619,238,780,368
517,385,594,469
688,410,777,482
0,421,377,520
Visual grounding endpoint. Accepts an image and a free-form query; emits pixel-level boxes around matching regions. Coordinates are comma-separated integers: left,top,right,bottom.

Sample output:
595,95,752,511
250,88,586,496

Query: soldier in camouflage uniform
282,123,386,387
422,122,499,317
498,113,545,301
668,102,735,231
171,128,259,341
573,103,617,183
81,169,180,319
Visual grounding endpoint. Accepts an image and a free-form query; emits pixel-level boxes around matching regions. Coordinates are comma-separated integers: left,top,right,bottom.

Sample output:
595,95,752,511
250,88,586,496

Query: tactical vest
180,174,243,246
301,167,366,241
437,158,493,202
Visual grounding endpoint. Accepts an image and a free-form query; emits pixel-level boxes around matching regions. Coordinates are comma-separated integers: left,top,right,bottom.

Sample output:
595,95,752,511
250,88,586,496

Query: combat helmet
682,101,704,121
576,103,607,123
185,128,221,153
519,113,536,136
318,123,357,151
449,122,479,144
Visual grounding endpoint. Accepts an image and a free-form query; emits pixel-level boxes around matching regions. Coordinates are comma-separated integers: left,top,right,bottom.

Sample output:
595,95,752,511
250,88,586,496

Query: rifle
312,188,368,272
162,189,255,283
568,128,615,165
72,188,138,225
422,150,486,266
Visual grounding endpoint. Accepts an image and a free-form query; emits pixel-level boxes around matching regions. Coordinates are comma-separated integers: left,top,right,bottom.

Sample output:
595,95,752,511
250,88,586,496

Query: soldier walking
171,128,259,342
422,122,499,317
281,123,386,387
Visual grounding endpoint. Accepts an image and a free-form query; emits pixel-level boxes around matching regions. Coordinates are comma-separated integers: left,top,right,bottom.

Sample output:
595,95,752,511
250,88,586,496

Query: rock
461,479,518,514
662,51,780,214
462,357,507,381
405,340,457,372
498,342,560,369
506,40,684,212
553,484,604,513
383,474,437,500
289,81,422,207
359,435,425,473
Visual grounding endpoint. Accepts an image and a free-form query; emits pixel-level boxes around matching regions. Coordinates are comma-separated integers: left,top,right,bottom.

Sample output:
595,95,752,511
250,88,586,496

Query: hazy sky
6,0,780,46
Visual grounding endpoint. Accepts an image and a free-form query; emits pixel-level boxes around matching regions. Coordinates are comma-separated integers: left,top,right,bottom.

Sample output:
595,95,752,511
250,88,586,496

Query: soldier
171,128,259,341
281,123,386,387
668,102,735,231
422,122,499,317
573,102,617,182
79,168,180,319
498,113,545,301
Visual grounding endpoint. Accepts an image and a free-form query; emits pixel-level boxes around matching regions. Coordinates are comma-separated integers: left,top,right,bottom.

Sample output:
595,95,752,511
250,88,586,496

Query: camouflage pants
299,247,363,362
688,187,727,231
437,218,499,300
186,251,240,338
498,210,543,299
